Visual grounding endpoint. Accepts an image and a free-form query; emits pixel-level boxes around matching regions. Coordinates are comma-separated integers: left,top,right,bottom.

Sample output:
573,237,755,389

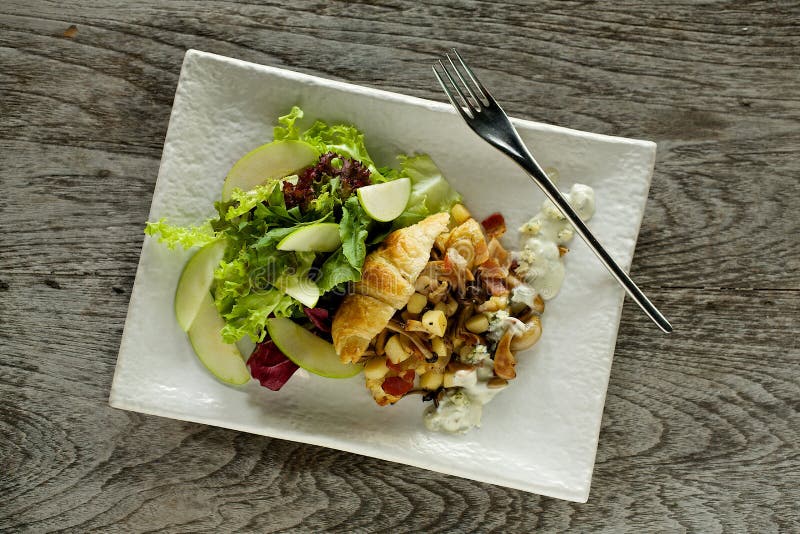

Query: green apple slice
357,177,411,222
266,317,363,378
277,222,341,252
188,292,251,385
221,140,318,200
174,239,227,332
276,275,320,308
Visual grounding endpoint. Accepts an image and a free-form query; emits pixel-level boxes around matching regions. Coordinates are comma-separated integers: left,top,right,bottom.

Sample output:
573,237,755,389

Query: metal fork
433,49,672,333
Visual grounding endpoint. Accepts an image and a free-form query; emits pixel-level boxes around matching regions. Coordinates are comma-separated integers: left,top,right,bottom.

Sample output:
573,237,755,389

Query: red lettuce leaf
303,307,331,333
283,152,371,211
247,340,299,391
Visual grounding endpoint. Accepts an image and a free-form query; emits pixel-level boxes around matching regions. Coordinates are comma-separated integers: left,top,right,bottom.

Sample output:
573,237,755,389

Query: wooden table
2,2,798,531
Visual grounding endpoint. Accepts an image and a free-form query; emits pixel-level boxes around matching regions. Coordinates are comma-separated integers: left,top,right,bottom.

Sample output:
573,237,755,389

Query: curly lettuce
144,218,218,249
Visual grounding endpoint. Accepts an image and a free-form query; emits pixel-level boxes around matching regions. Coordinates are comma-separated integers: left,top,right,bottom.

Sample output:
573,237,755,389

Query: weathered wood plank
1,0,798,532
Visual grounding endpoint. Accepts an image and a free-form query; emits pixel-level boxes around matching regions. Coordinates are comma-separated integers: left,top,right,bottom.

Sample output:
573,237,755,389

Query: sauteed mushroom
510,315,542,351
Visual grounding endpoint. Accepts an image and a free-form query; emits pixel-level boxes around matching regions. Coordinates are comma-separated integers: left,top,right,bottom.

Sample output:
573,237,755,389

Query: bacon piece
477,257,509,297
478,257,509,280
381,371,415,396
481,213,506,239
483,276,509,296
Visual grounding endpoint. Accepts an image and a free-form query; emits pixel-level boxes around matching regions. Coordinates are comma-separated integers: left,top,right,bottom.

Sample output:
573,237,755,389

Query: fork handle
511,146,673,333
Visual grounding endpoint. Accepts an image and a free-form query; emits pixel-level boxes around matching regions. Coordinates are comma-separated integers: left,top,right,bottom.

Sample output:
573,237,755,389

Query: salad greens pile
146,106,461,344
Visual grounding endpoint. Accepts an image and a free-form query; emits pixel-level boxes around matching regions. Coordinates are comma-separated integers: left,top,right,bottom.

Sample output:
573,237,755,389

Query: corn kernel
420,371,444,390
385,335,412,364
400,310,417,322
364,357,389,380
451,203,471,225
443,370,456,388
421,309,447,337
465,314,489,334
406,292,427,314
431,337,449,358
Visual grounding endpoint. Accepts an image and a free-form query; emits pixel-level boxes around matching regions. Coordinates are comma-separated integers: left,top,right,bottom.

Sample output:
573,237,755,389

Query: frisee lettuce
144,218,218,249
221,289,297,343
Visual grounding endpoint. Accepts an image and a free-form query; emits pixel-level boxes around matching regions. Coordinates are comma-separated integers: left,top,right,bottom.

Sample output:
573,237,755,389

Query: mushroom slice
510,315,542,351
493,331,517,380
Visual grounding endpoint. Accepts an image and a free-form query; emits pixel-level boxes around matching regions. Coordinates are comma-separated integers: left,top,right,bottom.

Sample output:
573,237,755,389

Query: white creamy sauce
423,346,503,433
424,183,596,434
515,184,595,301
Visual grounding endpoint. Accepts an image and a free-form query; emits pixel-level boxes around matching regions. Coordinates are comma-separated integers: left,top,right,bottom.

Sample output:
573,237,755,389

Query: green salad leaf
317,249,361,293
221,288,297,343
273,106,304,141
224,183,282,220
392,154,462,228
144,218,218,249
340,196,371,271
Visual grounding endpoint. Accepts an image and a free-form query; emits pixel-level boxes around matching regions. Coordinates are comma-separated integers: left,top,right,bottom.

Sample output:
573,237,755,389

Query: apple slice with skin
277,222,341,252
188,292,251,385
174,239,227,332
221,140,318,200
266,317,363,378
275,274,321,308
357,177,411,222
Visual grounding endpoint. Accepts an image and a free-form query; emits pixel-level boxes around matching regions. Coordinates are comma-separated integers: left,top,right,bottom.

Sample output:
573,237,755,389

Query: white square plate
110,50,656,502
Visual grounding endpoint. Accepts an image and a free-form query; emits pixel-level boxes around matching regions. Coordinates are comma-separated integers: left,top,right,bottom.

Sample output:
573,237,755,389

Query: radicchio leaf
247,340,299,391
303,307,331,333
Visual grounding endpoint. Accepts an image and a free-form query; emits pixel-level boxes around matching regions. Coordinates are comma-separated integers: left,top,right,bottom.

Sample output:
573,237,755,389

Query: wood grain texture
1,1,798,532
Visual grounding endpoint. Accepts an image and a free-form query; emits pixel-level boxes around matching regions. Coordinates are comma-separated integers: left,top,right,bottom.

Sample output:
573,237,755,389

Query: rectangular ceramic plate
110,49,656,503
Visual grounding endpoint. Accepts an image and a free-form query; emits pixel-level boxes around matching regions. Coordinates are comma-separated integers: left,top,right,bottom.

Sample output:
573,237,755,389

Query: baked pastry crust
332,212,450,363
331,294,395,364
377,212,450,279
353,254,414,310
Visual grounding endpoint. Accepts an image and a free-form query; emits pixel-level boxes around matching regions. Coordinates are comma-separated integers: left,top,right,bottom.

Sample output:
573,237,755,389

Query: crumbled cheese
519,220,541,236
423,389,482,434
515,184,595,300
510,284,538,309
461,344,490,365
487,310,529,342
425,346,508,434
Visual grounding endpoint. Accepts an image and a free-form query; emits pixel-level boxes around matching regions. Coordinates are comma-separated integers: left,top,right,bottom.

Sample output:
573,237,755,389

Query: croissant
332,212,451,363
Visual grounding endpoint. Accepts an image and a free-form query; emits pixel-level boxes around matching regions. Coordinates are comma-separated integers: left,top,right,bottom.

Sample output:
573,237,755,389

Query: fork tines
433,49,492,118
